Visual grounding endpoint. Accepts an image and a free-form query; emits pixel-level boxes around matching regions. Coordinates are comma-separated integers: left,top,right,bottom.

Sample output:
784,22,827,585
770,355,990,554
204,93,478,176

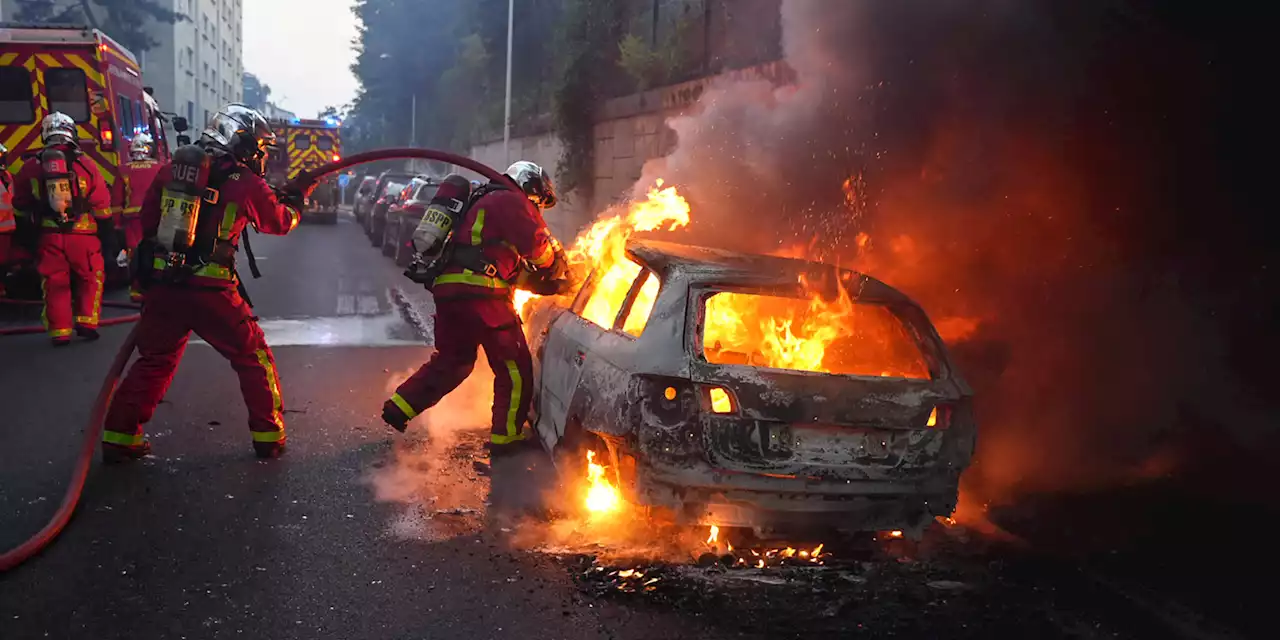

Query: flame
515,179,688,328
702,525,828,567
584,450,621,515
703,288,930,379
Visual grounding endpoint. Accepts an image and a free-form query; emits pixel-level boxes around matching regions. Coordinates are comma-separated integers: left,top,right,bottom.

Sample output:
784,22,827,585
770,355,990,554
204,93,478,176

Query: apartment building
147,0,244,144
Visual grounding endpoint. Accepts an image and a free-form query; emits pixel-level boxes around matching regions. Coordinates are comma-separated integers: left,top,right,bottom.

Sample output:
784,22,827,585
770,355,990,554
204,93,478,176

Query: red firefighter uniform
0,168,14,294
121,157,162,252
102,158,301,454
10,155,113,340
388,188,558,445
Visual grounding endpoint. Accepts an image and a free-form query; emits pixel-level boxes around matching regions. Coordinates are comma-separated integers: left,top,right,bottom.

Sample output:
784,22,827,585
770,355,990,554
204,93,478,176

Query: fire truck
0,23,177,292
265,117,343,224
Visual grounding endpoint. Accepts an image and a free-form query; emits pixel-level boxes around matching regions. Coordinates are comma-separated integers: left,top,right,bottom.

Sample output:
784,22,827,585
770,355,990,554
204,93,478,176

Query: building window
187,101,194,124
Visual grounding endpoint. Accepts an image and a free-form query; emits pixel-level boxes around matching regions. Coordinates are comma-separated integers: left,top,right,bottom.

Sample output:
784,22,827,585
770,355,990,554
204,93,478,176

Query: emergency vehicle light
100,127,114,148
332,154,341,162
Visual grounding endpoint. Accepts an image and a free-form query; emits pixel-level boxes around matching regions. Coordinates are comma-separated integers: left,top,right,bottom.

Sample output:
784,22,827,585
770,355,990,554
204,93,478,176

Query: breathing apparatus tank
155,144,213,267
404,175,473,288
38,147,76,226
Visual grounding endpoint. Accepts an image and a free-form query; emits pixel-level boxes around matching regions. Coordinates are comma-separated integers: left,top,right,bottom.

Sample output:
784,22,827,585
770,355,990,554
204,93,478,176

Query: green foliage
617,18,694,92
10,0,183,54
551,0,629,195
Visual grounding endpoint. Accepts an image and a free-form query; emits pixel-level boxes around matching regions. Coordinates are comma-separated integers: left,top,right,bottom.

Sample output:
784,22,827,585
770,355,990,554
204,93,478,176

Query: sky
242,0,360,118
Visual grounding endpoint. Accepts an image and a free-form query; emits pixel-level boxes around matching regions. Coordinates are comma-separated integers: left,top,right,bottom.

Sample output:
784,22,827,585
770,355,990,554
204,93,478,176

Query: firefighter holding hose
9,113,117,345
100,104,306,463
383,161,575,453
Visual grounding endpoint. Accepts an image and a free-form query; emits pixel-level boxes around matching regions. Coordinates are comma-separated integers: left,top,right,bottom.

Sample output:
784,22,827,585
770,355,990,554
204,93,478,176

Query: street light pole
503,0,513,165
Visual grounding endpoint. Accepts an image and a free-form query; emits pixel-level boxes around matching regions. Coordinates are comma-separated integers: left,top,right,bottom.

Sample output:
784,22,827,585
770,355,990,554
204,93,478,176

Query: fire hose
0,147,518,572
0,300,143,336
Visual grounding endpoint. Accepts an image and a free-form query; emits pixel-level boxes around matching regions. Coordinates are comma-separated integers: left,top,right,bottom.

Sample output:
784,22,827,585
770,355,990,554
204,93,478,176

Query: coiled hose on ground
0,147,515,572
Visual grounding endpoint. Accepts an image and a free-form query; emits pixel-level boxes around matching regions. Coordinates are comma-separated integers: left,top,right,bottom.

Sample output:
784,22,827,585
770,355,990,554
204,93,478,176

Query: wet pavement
0,214,1264,639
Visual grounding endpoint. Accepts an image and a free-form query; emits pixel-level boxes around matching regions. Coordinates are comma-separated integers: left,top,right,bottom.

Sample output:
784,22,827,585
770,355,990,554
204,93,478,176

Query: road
0,214,1262,640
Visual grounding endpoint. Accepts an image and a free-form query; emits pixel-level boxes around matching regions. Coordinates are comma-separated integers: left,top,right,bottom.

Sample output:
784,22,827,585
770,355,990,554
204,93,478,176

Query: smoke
365,350,496,534
634,0,1275,506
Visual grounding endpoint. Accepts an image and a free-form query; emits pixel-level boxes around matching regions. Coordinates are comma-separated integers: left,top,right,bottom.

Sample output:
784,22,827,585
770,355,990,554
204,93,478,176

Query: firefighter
9,113,117,345
0,143,15,298
122,133,162,301
122,132,161,253
382,161,575,454
101,104,306,463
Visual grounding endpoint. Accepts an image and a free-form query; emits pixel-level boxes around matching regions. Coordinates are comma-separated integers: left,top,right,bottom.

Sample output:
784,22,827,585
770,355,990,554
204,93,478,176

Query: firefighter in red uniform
382,161,575,453
0,143,14,297
10,113,117,345
122,133,162,301
122,132,161,253
101,104,305,463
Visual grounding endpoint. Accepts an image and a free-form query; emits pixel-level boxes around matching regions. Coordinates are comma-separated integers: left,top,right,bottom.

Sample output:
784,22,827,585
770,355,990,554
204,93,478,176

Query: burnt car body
525,240,975,535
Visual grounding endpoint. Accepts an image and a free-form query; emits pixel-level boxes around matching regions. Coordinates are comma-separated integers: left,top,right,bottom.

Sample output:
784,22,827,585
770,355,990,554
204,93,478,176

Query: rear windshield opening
702,292,930,379
45,68,89,122
0,67,36,123
293,135,311,150
316,136,333,150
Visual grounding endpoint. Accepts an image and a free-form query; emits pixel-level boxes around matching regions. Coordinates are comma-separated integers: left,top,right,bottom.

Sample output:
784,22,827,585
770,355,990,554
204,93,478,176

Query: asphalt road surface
0,214,1264,640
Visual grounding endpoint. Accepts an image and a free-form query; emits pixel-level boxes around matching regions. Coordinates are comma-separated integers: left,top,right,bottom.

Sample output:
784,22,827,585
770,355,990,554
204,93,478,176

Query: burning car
525,239,975,536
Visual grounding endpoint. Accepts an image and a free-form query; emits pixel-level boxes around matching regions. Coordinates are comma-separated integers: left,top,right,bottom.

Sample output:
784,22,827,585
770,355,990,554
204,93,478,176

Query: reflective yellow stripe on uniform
491,361,527,445
531,242,554,268
152,257,236,281
471,209,485,245
256,349,286,431
433,272,509,289
390,393,418,420
103,430,146,446
219,203,239,239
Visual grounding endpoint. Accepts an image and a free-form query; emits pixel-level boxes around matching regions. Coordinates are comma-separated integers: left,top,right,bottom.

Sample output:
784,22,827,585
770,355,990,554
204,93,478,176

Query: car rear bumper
633,460,961,532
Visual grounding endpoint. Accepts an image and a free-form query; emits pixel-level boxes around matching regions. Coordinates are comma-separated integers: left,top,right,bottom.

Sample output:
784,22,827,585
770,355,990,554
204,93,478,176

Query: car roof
627,239,912,304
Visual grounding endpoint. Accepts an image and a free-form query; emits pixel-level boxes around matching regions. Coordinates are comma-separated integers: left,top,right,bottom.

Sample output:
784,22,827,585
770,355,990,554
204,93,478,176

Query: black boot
254,440,287,459
381,399,410,433
76,326,100,341
102,440,152,464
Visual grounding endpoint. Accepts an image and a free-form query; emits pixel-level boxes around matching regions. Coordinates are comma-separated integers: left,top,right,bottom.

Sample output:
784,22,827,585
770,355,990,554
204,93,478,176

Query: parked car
524,239,976,537
352,175,376,223
366,178,414,245
360,170,416,237
383,177,441,265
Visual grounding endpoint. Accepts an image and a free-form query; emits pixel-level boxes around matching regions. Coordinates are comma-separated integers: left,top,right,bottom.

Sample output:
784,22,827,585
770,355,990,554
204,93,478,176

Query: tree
9,0,183,54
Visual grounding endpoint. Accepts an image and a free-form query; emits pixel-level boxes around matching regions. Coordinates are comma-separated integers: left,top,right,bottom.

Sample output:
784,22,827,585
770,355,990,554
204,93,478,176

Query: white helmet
130,133,155,161
41,112,77,147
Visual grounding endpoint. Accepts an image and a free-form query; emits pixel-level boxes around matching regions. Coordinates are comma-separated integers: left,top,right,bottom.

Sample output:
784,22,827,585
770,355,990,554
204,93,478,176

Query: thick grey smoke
631,0,1269,505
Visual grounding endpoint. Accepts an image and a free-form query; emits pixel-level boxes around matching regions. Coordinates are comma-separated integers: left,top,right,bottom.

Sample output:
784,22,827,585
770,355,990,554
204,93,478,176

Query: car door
535,260,657,444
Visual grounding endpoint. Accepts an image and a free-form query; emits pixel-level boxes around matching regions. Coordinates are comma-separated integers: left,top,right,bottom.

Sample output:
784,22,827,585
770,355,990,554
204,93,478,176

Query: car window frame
614,267,661,339
293,134,311,150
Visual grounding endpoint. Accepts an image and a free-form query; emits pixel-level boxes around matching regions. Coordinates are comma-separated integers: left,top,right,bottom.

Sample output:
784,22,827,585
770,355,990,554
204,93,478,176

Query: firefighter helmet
503,161,557,210
201,104,276,175
40,112,77,148
130,133,155,162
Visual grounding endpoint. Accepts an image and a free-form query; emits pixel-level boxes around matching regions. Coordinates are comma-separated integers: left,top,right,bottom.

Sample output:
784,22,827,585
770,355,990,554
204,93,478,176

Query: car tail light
705,386,737,414
332,153,341,162
925,405,953,430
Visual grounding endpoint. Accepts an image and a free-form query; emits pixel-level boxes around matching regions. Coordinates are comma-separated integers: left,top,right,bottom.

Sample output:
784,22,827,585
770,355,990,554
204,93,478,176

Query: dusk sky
242,0,360,118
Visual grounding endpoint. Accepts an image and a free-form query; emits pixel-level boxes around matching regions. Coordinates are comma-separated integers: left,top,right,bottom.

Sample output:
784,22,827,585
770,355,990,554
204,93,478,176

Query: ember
703,525,828,569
